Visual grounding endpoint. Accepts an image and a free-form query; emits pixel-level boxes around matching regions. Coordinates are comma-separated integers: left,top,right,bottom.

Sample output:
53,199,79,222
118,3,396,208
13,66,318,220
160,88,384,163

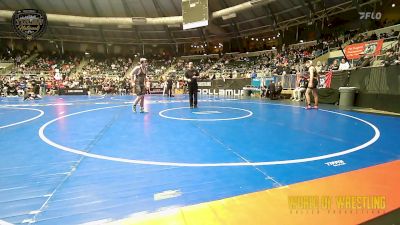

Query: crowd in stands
1,24,399,99
0,49,29,64
206,45,324,81
350,29,400,44
80,56,132,78
16,54,81,78
0,75,134,97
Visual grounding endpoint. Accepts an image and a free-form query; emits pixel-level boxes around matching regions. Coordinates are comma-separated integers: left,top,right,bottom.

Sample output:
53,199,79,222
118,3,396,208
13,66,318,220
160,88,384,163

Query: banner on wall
59,88,88,95
344,39,384,60
198,78,251,96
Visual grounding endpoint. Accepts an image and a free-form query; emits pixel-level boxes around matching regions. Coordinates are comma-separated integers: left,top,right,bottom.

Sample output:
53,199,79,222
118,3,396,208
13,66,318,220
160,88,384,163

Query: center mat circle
159,106,253,121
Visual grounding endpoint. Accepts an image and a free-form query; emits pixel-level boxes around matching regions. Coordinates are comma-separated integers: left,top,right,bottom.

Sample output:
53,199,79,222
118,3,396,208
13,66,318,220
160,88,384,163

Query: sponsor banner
198,81,212,87
211,78,251,90
150,88,163,94
344,39,384,60
59,89,88,95
199,89,244,96
198,78,251,96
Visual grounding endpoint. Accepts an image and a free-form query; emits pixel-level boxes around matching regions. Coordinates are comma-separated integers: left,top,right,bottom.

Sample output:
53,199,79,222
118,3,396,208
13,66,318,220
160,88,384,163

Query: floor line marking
0,107,44,129
159,106,253,121
38,102,380,167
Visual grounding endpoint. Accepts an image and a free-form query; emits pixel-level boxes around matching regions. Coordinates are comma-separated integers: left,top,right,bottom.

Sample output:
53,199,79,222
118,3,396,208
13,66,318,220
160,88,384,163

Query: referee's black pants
167,85,173,97
188,84,198,107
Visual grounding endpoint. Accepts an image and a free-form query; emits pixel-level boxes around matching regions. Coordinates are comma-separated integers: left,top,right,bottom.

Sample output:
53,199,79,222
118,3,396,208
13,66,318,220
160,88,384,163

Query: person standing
39,77,46,96
305,60,319,109
145,77,151,94
131,58,148,113
185,62,200,108
166,75,174,97
267,80,276,100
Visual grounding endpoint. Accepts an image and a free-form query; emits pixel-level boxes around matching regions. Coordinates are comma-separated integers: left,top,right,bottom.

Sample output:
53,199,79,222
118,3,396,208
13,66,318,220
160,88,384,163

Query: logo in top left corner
11,9,47,41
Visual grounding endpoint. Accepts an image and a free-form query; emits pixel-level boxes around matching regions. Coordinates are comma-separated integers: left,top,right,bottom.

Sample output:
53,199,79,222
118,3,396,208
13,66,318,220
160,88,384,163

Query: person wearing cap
184,62,200,108
131,58,148,113
305,60,319,109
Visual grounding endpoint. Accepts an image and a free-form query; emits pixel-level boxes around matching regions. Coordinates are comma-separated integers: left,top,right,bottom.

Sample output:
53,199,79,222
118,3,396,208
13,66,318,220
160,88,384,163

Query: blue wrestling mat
0,95,399,224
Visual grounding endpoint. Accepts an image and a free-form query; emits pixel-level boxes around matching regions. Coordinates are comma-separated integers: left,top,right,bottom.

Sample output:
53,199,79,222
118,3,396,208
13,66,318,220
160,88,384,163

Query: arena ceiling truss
0,0,381,45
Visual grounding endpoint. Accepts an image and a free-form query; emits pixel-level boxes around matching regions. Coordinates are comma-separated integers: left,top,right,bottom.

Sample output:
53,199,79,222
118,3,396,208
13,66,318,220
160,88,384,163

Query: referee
184,62,200,108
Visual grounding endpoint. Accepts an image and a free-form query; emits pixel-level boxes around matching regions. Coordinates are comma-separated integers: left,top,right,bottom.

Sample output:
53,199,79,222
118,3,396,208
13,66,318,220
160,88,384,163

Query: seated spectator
338,58,350,70
275,63,284,75
251,69,257,78
292,76,308,101
321,61,328,73
315,61,322,74
382,50,396,66
394,54,400,65
358,55,373,67
393,30,399,37
7,83,18,96
370,32,378,40
330,59,339,70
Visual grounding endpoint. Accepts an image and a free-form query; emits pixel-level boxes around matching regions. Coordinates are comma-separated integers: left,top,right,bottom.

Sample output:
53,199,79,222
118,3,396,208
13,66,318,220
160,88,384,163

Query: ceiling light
117,24,132,29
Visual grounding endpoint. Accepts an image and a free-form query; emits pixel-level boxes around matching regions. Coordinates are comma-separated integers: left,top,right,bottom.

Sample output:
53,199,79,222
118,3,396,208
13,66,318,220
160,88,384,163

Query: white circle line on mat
38,102,380,167
0,107,44,129
159,106,253,121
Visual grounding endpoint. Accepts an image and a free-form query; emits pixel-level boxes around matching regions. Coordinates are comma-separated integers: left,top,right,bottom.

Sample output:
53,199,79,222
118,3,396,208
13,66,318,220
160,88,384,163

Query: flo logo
359,12,382,20
11,9,47,40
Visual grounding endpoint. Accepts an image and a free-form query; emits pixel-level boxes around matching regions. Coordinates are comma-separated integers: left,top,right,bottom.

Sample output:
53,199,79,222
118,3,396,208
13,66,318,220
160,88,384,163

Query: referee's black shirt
185,69,199,86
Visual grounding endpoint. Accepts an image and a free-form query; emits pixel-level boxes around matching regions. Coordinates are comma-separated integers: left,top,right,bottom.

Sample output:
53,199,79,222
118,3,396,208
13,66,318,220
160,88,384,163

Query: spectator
394,54,400,65
251,69,257,78
315,61,322,73
267,81,276,100
338,58,350,70
260,85,267,98
321,61,328,73
276,81,283,99
382,50,396,66
370,32,378,40
330,59,340,70
292,76,308,101
358,55,373,67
